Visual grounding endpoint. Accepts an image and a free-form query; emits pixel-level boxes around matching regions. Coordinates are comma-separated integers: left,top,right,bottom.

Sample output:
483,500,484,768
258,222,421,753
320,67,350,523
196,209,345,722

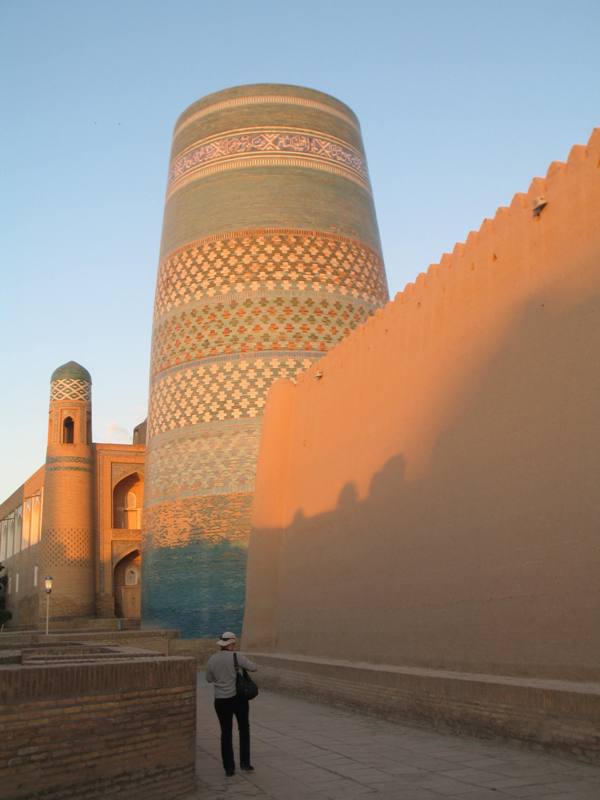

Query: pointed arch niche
113,548,141,618
113,472,144,530
62,416,74,444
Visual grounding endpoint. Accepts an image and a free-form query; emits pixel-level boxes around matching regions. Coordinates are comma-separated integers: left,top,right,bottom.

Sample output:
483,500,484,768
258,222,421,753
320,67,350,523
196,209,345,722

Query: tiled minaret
39,361,95,620
142,84,388,636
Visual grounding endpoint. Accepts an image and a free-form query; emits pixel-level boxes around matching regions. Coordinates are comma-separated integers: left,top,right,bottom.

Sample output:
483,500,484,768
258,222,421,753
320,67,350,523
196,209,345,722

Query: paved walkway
190,672,598,800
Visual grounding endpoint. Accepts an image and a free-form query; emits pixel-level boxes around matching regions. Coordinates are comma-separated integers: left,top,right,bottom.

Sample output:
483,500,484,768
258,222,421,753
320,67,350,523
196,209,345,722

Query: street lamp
44,576,53,636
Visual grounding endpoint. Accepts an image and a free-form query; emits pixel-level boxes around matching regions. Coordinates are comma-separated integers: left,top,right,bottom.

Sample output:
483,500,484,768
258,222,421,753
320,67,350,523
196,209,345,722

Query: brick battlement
294,128,600,390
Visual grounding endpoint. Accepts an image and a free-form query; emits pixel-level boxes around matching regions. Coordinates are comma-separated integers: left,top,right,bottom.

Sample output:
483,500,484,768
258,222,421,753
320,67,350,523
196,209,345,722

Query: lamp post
44,576,53,636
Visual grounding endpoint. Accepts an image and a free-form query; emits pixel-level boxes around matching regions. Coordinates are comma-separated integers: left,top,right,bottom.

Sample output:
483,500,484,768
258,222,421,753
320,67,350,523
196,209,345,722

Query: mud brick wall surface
245,128,600,681
0,657,196,799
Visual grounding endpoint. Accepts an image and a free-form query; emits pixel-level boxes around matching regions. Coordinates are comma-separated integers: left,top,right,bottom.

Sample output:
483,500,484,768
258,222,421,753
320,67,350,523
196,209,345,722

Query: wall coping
0,655,196,704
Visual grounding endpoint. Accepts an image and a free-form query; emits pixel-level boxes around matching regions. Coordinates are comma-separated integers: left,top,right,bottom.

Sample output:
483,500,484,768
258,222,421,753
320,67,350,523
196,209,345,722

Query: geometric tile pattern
42,527,93,567
147,226,387,494
151,295,374,376
168,128,369,195
145,419,261,505
50,378,91,402
154,229,388,316
148,229,387,445
148,354,317,435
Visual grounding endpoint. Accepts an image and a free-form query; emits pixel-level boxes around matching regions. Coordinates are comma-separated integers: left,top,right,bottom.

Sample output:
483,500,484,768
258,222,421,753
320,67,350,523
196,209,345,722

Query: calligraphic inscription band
168,128,369,196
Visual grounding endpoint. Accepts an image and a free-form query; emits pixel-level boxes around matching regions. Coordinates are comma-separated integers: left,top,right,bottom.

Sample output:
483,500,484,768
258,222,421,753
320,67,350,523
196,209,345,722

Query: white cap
217,631,237,647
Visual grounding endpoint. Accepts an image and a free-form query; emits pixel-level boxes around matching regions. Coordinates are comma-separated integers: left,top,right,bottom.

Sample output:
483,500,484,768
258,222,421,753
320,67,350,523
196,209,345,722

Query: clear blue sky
1,0,598,500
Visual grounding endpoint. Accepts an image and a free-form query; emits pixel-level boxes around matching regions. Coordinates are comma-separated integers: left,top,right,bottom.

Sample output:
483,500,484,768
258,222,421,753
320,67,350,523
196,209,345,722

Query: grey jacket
205,650,258,699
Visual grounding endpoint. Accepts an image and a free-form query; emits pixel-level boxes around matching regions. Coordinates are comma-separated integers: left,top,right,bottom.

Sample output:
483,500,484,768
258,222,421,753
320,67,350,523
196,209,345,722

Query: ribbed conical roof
50,361,92,383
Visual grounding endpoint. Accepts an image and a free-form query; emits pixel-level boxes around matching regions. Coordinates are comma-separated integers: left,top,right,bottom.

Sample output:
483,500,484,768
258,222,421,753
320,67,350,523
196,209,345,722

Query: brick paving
189,672,599,800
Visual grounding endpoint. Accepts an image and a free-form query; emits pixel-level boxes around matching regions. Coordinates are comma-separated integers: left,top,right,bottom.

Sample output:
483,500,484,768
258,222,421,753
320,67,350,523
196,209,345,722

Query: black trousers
214,696,250,771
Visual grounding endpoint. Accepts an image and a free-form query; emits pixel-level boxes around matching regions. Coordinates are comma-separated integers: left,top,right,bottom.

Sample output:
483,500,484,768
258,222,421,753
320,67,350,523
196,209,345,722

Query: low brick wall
249,652,600,763
0,656,197,799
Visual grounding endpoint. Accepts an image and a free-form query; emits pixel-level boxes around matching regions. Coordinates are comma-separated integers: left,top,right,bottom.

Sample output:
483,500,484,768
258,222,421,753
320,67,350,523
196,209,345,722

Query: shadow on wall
243,287,600,682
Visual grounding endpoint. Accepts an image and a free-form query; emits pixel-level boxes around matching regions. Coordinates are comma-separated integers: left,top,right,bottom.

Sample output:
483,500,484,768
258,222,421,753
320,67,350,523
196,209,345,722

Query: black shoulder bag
233,652,259,700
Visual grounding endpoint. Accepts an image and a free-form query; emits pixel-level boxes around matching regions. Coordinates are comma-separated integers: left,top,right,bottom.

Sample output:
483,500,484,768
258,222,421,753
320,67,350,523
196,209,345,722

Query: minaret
142,84,388,637
39,361,95,621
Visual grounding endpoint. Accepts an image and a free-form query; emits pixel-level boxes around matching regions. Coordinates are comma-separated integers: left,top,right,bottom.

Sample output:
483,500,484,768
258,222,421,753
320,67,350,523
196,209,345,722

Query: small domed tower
39,361,95,621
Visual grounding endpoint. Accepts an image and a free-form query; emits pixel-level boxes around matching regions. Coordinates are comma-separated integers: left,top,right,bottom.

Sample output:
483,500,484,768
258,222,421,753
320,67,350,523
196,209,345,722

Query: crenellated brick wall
243,128,600,750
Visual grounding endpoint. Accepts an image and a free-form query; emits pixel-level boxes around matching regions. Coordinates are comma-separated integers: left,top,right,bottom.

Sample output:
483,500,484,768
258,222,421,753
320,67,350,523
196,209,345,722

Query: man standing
205,631,258,776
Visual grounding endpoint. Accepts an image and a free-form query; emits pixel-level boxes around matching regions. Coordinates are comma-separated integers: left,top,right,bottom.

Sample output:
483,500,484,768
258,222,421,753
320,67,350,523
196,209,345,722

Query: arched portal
113,549,141,618
113,473,144,529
